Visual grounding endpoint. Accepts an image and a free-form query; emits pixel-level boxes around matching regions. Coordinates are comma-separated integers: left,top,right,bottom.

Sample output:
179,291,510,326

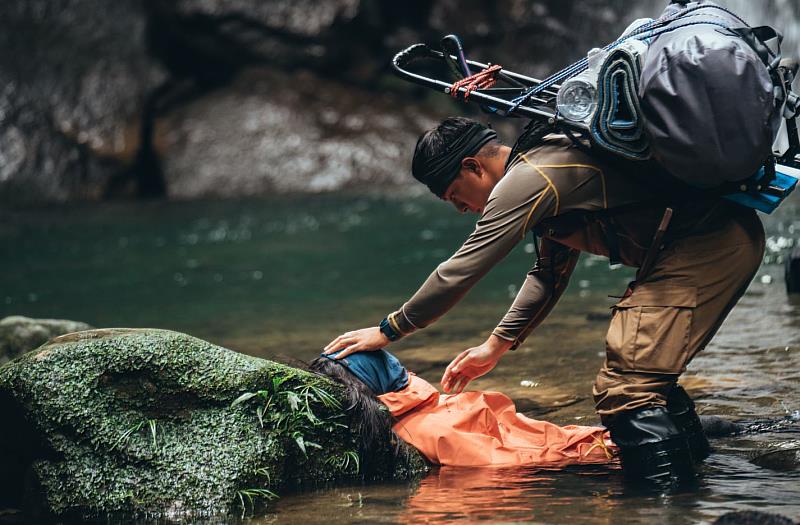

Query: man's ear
461,157,482,176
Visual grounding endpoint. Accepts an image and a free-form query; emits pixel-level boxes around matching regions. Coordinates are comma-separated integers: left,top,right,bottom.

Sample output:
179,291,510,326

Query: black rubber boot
604,406,697,488
667,384,711,462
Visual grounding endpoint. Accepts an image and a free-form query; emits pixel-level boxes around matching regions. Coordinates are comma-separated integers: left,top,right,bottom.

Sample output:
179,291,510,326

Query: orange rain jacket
377,374,618,467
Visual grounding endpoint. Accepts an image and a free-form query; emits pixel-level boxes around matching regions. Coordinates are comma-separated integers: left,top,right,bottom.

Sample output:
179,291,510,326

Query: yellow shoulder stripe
520,154,560,215
520,187,549,239
524,162,608,209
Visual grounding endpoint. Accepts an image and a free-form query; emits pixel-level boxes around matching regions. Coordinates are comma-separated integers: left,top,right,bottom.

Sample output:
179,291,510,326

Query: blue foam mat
723,167,799,214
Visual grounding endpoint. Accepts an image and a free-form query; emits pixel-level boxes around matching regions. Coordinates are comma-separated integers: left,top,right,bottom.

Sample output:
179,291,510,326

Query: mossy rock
0,316,93,364
0,329,427,521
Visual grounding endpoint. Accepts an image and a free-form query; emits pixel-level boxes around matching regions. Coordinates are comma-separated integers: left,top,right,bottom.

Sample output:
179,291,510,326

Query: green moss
0,329,427,520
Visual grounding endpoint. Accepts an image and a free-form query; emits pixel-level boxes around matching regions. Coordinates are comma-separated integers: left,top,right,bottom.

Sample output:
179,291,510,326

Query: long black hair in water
307,357,415,476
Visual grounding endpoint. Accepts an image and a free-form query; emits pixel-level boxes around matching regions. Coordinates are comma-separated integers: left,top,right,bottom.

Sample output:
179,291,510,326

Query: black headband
412,124,498,197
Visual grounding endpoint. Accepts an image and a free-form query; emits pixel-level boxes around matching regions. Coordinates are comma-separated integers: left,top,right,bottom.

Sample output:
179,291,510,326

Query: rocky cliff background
0,0,797,206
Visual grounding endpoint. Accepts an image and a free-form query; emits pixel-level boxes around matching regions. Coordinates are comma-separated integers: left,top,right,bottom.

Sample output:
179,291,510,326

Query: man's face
441,157,497,215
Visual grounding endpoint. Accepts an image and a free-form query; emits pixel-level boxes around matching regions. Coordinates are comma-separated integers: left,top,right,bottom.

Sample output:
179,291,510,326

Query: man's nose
451,200,467,214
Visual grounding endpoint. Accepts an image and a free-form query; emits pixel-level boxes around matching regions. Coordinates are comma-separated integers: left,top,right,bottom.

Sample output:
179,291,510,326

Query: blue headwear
320,349,409,395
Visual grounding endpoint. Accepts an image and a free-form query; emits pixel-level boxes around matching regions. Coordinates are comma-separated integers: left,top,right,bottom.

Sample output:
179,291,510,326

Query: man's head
412,117,510,214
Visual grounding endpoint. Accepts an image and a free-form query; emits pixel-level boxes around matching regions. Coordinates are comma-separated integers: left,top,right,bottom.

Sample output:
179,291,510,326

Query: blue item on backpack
723,165,798,214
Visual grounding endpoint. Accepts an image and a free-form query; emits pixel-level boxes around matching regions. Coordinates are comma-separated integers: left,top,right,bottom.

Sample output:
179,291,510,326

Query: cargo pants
593,206,766,416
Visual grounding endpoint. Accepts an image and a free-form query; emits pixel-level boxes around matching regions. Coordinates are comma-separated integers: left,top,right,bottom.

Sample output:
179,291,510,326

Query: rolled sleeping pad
590,44,651,161
639,1,780,188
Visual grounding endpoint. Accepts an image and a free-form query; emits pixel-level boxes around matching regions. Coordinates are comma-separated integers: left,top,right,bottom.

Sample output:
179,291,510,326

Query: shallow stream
2,195,799,524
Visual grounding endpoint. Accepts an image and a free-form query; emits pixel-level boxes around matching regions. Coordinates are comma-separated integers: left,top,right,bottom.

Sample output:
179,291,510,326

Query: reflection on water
2,195,799,524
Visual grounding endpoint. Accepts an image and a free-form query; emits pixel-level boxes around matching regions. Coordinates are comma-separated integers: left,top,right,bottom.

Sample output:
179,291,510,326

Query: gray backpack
639,1,792,187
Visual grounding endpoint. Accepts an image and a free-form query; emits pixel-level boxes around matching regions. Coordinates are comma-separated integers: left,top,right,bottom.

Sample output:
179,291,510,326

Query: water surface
2,195,799,524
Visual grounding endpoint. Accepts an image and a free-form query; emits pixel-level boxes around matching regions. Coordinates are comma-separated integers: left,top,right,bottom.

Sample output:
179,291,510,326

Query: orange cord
450,64,502,100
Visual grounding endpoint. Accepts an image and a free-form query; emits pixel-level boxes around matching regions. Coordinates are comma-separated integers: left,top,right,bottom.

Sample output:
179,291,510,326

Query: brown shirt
387,135,692,348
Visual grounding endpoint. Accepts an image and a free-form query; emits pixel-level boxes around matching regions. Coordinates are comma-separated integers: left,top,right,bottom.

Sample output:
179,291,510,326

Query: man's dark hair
411,117,499,197
415,117,498,162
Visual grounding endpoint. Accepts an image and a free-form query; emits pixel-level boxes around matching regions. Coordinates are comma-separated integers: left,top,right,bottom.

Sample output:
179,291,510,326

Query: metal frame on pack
392,39,800,172
392,42,570,126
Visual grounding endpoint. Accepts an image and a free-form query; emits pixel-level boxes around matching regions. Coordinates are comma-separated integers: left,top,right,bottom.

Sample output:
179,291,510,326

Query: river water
2,194,799,524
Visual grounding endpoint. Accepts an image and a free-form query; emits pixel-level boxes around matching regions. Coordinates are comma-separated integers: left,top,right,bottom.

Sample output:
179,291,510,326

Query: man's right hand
322,327,390,359
441,334,512,394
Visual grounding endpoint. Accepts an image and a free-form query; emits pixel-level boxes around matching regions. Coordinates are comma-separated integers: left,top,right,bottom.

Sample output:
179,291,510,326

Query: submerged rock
699,415,745,438
0,329,426,520
714,510,798,525
750,445,800,472
0,316,92,364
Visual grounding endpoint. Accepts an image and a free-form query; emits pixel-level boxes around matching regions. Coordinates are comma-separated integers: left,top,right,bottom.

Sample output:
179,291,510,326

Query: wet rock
699,415,745,438
0,0,166,205
714,510,798,525
158,68,437,198
0,316,92,364
749,445,800,472
0,329,426,520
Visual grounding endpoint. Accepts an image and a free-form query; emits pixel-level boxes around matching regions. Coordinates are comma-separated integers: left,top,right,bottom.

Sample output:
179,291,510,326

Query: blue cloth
724,167,798,214
321,349,409,395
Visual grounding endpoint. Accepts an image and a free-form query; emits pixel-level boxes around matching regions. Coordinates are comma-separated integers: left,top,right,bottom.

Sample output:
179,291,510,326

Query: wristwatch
379,317,401,342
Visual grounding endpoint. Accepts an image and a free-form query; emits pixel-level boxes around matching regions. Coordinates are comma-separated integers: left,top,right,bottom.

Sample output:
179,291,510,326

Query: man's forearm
493,242,579,348
384,160,559,339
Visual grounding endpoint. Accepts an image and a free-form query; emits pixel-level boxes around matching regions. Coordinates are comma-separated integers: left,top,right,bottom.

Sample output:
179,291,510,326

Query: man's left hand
441,335,513,394
323,327,389,359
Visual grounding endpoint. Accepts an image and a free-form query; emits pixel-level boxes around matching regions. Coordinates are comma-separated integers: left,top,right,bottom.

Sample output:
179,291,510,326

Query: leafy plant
236,488,278,517
231,379,345,457
110,420,144,451
147,419,158,450
110,418,160,453
253,467,271,483
325,450,360,474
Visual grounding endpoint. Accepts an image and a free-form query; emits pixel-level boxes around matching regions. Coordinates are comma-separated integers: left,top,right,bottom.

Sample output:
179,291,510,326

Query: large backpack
638,1,789,188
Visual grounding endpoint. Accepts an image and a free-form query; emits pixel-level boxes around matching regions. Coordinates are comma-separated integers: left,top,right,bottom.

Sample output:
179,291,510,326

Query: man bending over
324,117,765,486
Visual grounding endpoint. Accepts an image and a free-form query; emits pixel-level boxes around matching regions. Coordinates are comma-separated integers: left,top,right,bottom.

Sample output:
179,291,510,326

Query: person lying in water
309,348,617,467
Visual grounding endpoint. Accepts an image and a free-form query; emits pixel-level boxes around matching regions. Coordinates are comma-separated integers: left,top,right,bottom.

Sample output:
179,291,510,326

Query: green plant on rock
110,418,159,453
111,420,144,451
147,419,158,450
324,450,360,474
232,381,346,458
236,487,278,517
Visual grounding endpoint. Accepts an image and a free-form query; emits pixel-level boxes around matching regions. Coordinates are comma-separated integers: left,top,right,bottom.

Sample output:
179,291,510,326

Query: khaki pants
593,206,765,417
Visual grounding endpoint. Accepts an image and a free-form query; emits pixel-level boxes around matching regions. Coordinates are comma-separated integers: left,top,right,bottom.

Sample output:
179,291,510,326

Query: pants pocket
605,285,696,374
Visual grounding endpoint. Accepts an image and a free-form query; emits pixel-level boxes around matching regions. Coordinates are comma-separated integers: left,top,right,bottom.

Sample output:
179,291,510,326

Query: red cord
450,64,502,100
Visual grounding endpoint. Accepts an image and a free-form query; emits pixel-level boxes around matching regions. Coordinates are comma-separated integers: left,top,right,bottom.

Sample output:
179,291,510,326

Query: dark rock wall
156,69,437,198
0,0,797,205
0,0,165,205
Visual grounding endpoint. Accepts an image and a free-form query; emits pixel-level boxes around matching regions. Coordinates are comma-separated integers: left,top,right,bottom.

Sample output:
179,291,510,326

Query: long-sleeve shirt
386,134,682,349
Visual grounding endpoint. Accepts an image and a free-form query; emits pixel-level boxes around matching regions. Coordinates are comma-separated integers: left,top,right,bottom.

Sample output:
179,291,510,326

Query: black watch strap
379,317,401,341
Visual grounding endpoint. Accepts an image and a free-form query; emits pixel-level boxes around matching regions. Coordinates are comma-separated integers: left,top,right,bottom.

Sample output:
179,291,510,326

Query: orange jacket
377,374,618,467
